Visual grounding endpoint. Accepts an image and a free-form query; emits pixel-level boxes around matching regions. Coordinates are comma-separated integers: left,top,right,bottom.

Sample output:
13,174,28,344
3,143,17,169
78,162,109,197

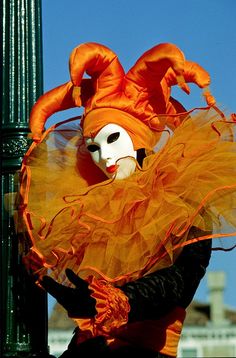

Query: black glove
40,268,96,318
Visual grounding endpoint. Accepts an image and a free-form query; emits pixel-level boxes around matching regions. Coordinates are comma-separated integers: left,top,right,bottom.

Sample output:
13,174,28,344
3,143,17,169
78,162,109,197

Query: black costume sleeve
119,228,212,322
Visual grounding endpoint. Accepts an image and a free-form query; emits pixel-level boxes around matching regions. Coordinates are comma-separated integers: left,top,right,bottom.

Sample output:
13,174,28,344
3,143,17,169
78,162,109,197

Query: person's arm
120,233,212,322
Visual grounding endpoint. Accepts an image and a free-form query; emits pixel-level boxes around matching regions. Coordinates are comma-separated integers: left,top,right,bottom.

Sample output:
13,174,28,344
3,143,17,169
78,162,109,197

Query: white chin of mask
111,157,137,180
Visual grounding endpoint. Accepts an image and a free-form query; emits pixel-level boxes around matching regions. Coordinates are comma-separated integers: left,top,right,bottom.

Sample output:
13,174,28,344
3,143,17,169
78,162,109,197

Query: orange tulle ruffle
18,108,236,286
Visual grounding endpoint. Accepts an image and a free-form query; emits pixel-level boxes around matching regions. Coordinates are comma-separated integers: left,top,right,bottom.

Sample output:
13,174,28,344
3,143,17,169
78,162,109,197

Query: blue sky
41,0,236,311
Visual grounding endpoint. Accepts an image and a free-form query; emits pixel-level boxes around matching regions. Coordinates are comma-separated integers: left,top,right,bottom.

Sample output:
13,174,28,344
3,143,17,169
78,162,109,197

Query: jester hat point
29,42,215,150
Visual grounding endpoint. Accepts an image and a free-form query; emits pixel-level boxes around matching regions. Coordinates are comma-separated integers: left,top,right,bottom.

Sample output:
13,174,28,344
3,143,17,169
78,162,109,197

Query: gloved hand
40,268,96,318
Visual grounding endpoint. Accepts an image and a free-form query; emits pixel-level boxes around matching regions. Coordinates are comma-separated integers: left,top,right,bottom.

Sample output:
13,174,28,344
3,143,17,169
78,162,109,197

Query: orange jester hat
29,42,215,147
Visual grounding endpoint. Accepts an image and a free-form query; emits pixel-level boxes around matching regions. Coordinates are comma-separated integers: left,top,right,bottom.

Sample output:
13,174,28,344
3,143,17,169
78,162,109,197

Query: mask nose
100,145,112,163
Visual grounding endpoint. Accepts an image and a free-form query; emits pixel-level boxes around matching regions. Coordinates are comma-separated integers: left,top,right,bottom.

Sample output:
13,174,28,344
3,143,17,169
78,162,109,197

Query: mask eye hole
107,132,120,144
87,144,100,152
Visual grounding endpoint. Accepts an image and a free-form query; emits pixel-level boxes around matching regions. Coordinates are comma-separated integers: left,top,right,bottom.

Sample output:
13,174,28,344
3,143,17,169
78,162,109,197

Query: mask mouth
106,164,119,174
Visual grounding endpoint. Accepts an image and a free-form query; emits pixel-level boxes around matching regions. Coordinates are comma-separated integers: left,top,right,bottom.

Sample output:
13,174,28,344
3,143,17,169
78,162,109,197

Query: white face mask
85,124,137,180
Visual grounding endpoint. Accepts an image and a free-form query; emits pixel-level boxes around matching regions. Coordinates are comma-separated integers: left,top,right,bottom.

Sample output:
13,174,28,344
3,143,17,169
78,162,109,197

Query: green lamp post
1,0,54,356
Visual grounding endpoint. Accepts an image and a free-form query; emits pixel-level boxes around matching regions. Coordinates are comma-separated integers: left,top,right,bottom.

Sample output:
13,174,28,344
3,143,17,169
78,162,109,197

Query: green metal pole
1,0,54,356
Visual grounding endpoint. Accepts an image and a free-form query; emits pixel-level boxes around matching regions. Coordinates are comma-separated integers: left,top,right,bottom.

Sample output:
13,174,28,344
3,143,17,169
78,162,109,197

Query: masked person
18,43,236,357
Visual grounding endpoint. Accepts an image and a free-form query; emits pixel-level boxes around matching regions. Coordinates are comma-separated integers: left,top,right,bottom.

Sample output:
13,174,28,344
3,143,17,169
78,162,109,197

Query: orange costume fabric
18,42,236,356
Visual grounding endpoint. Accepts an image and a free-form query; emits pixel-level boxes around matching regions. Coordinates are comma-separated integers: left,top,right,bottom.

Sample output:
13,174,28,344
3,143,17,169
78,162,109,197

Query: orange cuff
89,277,130,334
